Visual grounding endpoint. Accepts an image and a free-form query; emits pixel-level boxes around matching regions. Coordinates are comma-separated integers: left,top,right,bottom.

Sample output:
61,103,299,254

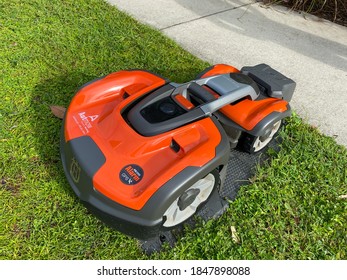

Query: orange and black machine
61,64,295,239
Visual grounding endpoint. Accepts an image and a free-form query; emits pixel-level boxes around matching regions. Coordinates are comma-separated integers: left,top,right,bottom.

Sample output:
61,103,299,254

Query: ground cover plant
269,0,347,27
1,0,346,260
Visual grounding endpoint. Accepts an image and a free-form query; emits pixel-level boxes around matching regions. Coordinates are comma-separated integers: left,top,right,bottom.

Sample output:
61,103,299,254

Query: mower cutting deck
60,63,295,249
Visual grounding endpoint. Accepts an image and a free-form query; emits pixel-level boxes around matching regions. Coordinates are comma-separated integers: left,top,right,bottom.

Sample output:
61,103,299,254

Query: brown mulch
269,0,347,27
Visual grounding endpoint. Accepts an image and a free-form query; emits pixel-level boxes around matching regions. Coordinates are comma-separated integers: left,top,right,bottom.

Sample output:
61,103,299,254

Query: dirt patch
1,178,20,196
12,223,31,239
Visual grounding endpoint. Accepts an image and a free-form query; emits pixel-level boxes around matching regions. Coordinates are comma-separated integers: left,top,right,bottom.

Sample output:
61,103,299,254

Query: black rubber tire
161,169,220,229
238,120,283,154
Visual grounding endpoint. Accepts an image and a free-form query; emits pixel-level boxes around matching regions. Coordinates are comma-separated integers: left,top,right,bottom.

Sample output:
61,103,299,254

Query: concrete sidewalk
109,0,347,147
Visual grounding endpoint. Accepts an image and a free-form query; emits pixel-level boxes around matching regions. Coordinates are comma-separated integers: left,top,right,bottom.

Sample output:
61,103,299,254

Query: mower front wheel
162,170,219,228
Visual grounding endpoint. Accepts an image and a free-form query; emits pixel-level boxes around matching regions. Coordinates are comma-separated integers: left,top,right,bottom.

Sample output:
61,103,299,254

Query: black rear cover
241,64,296,102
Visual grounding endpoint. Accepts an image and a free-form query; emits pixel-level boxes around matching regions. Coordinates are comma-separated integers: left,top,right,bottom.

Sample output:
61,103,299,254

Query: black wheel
239,120,282,154
162,170,220,228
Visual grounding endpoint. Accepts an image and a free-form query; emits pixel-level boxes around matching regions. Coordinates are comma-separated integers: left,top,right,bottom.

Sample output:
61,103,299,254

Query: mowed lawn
0,0,346,260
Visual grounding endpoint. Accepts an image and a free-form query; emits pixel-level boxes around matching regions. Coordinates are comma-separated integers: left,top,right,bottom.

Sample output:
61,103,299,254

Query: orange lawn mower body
61,64,295,240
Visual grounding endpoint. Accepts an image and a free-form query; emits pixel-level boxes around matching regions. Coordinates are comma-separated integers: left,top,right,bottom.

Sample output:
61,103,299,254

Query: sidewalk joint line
160,3,252,31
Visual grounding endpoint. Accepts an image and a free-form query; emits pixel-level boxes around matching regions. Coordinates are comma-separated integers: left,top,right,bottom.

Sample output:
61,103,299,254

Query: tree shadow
172,0,347,72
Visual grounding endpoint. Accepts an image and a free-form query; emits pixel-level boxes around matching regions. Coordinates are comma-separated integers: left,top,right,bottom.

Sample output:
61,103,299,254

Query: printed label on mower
120,164,144,185
73,111,99,134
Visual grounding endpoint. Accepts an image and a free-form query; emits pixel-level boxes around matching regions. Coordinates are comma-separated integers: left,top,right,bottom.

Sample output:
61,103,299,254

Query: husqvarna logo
70,157,81,183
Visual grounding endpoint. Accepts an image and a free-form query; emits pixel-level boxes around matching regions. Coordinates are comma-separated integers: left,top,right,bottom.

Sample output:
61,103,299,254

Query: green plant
268,0,347,26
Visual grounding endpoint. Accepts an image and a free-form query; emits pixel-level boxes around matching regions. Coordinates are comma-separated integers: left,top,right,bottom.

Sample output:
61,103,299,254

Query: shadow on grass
28,72,99,196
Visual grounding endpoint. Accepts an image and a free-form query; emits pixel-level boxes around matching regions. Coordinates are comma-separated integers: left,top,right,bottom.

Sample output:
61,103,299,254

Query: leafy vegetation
1,0,346,260
269,0,347,27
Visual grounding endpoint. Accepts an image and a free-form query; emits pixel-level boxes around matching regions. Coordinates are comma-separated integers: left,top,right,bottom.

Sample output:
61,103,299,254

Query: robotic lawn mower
60,63,295,245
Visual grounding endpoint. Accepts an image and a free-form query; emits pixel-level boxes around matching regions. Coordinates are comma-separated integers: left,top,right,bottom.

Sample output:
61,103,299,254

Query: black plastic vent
170,139,181,153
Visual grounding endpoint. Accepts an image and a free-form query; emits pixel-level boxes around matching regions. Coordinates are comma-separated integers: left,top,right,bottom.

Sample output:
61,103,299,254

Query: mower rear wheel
162,171,218,228
239,120,282,153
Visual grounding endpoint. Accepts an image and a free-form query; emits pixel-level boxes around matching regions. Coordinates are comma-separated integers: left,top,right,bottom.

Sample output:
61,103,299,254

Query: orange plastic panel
174,94,195,110
92,117,221,210
64,70,221,210
64,70,166,141
203,86,289,131
201,64,240,78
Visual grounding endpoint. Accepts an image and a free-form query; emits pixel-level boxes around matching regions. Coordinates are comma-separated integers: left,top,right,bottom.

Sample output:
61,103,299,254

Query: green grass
1,0,346,260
